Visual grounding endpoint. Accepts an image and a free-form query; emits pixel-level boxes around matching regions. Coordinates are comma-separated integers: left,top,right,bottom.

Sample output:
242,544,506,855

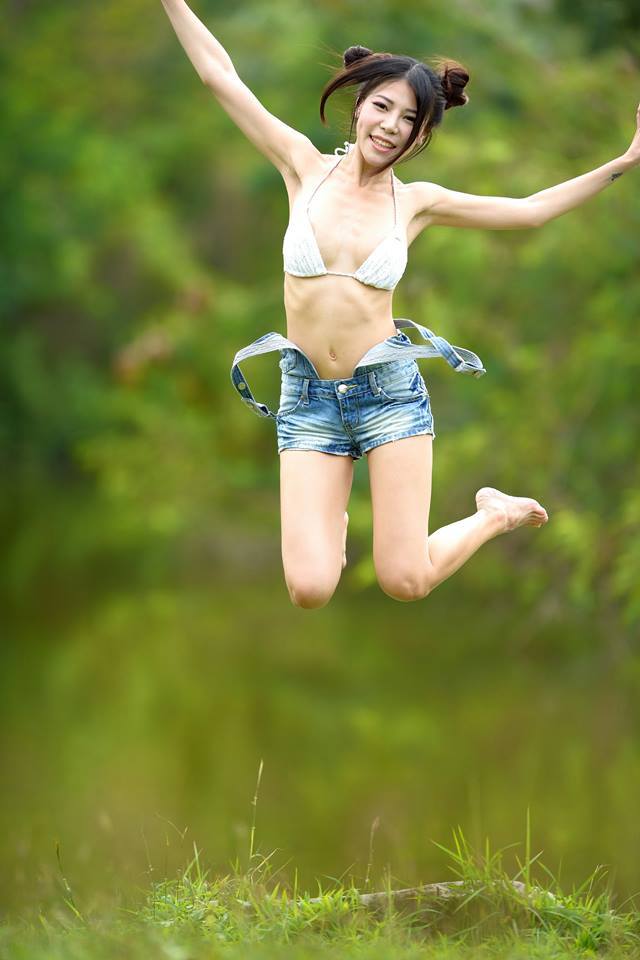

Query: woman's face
355,78,422,161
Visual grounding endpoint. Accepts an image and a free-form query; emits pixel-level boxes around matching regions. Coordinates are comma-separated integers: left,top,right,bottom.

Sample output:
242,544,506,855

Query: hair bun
439,61,470,109
343,45,373,68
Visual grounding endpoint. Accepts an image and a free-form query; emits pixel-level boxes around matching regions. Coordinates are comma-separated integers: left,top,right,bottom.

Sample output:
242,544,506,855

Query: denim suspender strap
230,332,320,419
231,318,486,419
354,318,486,378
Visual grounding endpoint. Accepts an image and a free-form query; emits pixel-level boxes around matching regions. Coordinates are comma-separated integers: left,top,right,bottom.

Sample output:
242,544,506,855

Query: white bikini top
282,141,408,291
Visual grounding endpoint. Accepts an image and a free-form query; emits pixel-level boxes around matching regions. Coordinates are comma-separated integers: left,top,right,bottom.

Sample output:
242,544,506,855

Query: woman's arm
160,1,318,177
160,0,235,81
527,149,636,227
414,102,640,231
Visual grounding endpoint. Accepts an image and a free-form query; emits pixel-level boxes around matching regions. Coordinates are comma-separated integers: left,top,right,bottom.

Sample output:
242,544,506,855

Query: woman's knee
285,571,340,609
376,566,432,603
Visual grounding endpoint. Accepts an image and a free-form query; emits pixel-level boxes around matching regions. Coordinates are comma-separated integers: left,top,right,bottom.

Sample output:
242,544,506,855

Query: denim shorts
276,342,435,461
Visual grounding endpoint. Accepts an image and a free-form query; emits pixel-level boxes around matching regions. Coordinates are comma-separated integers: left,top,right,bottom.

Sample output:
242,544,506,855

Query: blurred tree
1,0,638,625
554,0,640,55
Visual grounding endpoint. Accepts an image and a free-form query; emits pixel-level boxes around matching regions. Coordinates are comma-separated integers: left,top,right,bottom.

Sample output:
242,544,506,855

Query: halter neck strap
305,151,345,213
391,171,397,227
306,142,396,221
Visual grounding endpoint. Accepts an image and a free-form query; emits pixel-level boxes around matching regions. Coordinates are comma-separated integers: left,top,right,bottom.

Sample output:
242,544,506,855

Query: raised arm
413,102,640,231
160,0,318,178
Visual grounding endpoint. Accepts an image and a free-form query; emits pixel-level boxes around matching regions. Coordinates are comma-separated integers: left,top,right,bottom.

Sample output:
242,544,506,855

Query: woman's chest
284,164,422,265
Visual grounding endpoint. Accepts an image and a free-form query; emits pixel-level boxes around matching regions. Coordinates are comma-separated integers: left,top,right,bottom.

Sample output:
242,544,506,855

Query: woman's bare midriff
284,274,396,379
281,153,421,380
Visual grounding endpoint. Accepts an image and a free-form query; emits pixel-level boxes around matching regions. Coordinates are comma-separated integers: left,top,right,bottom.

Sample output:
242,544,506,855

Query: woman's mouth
370,135,395,152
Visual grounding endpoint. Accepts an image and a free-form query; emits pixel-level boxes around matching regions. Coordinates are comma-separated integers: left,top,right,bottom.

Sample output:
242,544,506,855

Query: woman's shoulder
397,173,441,191
394,176,447,228
399,176,443,205
288,141,334,178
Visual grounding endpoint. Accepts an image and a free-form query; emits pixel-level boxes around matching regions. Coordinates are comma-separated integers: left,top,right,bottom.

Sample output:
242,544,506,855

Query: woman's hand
622,101,640,167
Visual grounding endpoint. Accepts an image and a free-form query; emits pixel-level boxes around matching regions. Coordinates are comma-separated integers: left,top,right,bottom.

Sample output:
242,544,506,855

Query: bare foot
475,486,548,533
342,511,349,568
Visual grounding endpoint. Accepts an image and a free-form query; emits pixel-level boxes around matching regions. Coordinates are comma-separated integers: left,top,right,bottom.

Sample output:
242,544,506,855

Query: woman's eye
374,103,416,122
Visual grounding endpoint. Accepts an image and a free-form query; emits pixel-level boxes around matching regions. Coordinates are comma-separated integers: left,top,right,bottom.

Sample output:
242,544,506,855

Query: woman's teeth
370,136,393,151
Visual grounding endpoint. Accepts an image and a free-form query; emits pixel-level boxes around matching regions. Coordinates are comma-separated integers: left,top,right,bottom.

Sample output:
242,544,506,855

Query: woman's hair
319,45,469,173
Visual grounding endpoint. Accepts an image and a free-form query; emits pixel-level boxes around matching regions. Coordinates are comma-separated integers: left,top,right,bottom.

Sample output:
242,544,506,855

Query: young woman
161,2,640,609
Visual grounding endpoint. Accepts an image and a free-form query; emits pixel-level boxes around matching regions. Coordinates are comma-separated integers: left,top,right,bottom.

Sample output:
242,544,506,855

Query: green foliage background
2,0,639,920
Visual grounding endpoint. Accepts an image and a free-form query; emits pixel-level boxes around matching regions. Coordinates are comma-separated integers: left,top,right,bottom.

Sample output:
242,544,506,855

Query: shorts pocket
276,376,306,419
278,350,298,375
376,365,428,402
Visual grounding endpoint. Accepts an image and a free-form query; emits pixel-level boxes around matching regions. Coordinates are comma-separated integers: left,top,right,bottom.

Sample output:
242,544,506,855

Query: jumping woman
161,2,640,609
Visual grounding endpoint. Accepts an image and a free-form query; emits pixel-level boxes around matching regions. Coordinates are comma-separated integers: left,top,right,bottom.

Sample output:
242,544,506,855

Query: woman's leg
367,436,548,602
280,450,353,609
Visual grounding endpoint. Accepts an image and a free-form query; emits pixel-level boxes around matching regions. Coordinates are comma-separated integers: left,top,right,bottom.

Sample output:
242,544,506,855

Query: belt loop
368,371,381,395
301,378,310,404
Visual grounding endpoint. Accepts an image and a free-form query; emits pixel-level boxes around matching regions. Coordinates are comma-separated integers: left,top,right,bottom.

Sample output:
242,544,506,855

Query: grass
2,814,640,959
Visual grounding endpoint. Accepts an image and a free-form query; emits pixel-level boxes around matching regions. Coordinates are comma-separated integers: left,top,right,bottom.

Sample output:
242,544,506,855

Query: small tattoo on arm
609,171,624,182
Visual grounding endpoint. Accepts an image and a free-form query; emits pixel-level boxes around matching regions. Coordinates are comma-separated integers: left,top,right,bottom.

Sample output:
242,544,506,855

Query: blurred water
2,485,639,918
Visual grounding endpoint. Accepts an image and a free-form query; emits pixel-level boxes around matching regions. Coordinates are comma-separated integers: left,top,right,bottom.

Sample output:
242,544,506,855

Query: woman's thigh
367,435,433,588
279,450,354,593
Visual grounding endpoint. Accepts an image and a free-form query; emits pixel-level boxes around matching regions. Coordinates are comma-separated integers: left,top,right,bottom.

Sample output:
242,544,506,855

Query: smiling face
355,78,426,161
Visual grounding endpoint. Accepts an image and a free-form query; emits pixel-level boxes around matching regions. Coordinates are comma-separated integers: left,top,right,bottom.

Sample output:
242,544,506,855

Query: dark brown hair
319,45,469,173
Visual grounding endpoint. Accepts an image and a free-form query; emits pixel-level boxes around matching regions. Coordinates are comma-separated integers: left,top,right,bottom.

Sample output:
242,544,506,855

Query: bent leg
367,436,548,602
280,450,353,609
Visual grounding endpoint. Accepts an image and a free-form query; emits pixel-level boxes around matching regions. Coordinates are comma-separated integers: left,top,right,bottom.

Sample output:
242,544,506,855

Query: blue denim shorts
276,339,435,461
231,317,485,435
